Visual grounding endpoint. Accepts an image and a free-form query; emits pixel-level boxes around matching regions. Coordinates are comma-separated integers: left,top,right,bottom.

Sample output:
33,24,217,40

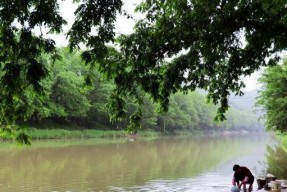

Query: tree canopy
0,0,286,137
0,47,263,143
112,0,287,123
256,59,287,132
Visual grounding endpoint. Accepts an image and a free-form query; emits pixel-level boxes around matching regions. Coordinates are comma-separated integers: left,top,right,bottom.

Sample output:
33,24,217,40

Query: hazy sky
46,0,141,46
42,0,287,91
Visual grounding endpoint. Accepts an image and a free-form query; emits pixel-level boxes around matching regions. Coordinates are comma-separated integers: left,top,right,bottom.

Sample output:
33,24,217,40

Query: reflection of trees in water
266,145,287,179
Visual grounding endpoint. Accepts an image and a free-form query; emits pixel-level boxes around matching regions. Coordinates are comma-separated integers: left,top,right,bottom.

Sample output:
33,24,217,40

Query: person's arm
238,176,248,189
241,176,249,184
232,176,240,186
232,177,236,186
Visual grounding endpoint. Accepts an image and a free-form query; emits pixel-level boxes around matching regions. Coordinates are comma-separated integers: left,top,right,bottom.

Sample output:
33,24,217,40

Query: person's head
233,164,240,171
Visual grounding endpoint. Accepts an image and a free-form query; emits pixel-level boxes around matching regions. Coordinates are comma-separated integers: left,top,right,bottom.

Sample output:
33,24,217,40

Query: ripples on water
109,173,232,192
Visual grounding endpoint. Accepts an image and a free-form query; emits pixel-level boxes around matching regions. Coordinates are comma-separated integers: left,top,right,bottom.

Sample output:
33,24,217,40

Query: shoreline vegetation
0,128,160,142
0,48,263,145
0,128,264,142
276,132,287,152
27,128,161,140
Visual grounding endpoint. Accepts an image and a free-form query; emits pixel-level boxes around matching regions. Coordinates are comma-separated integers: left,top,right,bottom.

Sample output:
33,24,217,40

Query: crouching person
232,164,255,192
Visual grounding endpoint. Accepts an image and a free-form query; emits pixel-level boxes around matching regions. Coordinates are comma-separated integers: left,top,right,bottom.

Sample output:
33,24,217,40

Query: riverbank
25,128,246,140
0,127,264,142
26,128,161,140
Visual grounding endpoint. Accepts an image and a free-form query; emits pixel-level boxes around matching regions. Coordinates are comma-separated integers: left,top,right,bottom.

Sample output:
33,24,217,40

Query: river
0,132,286,192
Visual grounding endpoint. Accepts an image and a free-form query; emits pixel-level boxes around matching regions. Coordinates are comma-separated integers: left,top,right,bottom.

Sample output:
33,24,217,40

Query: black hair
233,164,240,171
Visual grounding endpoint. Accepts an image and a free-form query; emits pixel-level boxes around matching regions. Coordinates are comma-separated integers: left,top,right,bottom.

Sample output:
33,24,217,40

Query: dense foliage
266,145,287,179
109,0,287,127
256,59,287,132
20,49,262,133
0,0,283,138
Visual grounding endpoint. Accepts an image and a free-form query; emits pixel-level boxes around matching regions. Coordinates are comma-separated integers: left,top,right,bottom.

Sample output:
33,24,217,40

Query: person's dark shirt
233,166,253,183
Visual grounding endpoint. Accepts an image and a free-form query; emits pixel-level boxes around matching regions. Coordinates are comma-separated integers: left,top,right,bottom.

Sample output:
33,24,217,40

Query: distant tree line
17,48,262,133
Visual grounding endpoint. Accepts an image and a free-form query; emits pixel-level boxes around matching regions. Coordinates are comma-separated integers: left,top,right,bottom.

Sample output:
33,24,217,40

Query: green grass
0,130,161,151
0,127,208,143
281,134,287,146
174,129,205,136
23,128,161,140
27,129,128,140
275,132,287,152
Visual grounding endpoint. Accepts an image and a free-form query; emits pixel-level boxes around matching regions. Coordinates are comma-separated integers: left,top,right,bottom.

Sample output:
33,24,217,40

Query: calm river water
0,133,286,192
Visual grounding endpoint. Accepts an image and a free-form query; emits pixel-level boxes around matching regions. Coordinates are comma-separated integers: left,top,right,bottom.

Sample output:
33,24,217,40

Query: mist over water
0,133,283,192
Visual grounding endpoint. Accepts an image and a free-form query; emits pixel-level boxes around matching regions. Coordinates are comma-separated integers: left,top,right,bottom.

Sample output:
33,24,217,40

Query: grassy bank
25,127,208,140
27,128,161,140
280,134,287,146
24,128,246,140
2,125,250,142
275,132,287,152
275,132,287,144
0,129,162,150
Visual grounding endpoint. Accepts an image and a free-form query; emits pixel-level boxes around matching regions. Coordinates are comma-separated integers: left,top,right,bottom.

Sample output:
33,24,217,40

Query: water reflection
0,133,278,192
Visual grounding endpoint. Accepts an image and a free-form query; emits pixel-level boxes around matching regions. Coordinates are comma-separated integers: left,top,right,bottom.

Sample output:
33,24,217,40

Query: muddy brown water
0,133,285,192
